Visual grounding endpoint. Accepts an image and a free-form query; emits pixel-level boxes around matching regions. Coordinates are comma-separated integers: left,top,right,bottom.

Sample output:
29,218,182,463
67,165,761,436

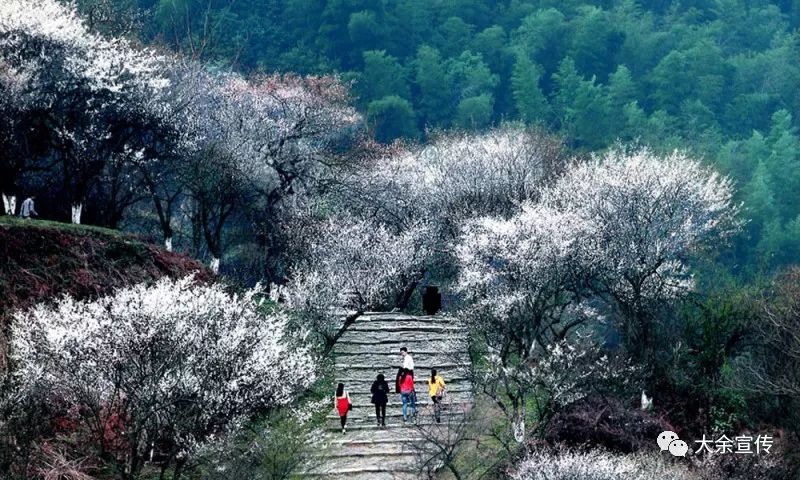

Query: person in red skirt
335,382,352,434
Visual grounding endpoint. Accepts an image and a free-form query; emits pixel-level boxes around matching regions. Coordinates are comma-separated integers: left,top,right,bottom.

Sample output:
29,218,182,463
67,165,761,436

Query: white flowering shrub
511,338,635,408
0,0,166,92
9,276,315,478
510,449,695,480
511,447,788,480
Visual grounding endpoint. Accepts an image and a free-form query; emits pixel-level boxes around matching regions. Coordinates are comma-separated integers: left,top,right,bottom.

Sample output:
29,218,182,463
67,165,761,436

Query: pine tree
367,95,419,142
765,109,800,221
413,45,453,128
511,53,550,124
358,50,410,105
552,57,612,149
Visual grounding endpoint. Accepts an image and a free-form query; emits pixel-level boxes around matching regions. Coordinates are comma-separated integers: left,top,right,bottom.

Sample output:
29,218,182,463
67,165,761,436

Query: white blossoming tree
321,126,564,310
0,0,169,224
456,204,603,441
282,215,432,354
177,70,359,273
9,277,315,479
332,126,564,237
543,148,740,360
455,148,738,441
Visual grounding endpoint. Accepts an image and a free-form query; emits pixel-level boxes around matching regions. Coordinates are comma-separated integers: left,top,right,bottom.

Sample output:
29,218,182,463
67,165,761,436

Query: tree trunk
2,193,16,215
71,202,82,224
512,399,526,443
447,463,463,480
395,277,420,310
200,200,228,276
142,168,178,253
323,311,363,356
172,457,187,480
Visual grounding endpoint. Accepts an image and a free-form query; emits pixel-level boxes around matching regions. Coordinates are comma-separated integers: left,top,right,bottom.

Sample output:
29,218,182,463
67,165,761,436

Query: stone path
305,313,473,479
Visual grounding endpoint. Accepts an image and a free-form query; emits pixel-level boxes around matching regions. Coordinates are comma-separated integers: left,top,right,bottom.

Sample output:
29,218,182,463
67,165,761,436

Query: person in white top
401,346,414,371
19,196,38,219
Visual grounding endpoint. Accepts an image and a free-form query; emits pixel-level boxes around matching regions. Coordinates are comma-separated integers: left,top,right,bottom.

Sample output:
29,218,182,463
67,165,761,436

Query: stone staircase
304,313,473,480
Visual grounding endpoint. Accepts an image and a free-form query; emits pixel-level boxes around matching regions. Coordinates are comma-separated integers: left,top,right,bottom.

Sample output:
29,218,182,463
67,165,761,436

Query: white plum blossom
10,276,316,477
0,0,170,224
282,215,432,352
456,203,598,358
542,147,740,355
188,72,358,193
511,448,695,480
0,0,167,93
331,126,564,238
457,204,595,319
454,148,738,441
176,69,360,271
456,204,599,441
544,147,738,301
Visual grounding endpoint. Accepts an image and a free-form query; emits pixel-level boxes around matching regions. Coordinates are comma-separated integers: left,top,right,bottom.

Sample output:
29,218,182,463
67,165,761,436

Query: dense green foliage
113,0,800,277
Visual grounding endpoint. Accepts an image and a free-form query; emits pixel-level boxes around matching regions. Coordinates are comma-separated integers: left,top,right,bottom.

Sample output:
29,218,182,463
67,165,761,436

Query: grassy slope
0,216,212,344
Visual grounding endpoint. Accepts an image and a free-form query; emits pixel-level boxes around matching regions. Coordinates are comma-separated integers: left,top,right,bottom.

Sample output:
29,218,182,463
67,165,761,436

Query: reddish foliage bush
544,395,676,453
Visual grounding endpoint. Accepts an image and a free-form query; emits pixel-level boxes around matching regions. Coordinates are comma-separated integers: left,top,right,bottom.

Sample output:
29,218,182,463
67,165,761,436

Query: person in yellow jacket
427,368,446,423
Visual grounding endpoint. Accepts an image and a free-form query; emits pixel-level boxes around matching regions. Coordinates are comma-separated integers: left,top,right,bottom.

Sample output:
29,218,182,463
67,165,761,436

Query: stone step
335,349,467,358
338,332,466,344
316,441,425,457
327,412,466,431
335,375,471,387
300,466,418,479
348,320,462,331
301,454,419,474
301,472,416,480
330,399,467,411
357,313,455,321
336,350,467,358
346,324,464,333
336,362,469,373
335,388,472,402
335,347,467,359
326,406,468,422
334,389,472,401
325,429,424,444
347,322,462,329
336,338,467,348
345,394,474,409
331,381,472,400
335,353,468,368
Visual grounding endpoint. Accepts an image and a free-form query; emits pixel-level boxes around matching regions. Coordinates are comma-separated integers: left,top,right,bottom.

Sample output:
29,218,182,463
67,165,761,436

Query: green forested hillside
111,0,800,276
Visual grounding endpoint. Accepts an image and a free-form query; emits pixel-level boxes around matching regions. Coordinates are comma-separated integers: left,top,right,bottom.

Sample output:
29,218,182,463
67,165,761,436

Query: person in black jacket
371,373,390,427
